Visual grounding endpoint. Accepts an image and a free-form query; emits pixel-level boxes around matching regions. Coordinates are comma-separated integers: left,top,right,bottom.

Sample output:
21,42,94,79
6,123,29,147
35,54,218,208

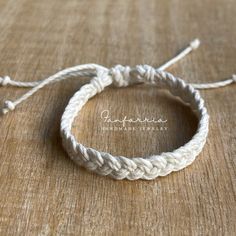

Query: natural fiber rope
1,39,235,180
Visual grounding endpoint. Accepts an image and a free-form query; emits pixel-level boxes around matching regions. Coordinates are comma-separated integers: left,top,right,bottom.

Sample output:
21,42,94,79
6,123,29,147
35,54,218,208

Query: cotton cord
1,39,235,180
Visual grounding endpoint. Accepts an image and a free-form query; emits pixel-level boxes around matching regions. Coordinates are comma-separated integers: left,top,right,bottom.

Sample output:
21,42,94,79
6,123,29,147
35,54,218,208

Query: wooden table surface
0,0,235,235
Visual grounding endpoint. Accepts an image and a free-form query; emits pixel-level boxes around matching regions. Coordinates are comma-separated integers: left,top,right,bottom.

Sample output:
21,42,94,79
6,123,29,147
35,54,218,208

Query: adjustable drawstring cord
0,38,235,115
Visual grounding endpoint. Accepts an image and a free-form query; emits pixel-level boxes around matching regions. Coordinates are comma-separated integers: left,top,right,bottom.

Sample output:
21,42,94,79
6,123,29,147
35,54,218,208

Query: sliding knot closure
136,65,157,83
110,65,131,87
1,38,235,180
91,70,110,93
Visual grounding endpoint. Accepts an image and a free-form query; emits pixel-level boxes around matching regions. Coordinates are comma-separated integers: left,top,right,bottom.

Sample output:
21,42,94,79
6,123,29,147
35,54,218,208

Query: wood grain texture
0,0,235,235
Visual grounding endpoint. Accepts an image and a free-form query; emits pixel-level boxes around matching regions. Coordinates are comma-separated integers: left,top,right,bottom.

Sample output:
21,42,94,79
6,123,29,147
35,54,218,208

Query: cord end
190,38,201,50
0,76,11,86
1,108,9,115
1,100,15,115
232,74,236,82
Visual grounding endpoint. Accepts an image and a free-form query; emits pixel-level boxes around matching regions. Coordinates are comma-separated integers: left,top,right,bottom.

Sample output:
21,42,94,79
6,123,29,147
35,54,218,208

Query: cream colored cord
1,39,235,180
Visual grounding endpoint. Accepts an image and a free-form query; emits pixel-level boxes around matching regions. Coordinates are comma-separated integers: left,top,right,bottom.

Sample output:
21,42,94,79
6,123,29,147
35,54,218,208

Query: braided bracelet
1,39,235,180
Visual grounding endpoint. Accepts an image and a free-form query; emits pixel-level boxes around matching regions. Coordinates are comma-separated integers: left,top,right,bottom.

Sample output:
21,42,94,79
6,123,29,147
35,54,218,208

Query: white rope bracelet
1,39,235,180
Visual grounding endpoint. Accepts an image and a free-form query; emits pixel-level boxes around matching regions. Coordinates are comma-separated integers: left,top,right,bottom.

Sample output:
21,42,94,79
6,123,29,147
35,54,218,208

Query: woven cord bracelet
1,39,235,180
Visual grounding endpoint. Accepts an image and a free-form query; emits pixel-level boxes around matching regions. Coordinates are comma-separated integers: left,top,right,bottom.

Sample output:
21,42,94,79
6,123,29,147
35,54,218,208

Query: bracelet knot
1,100,15,115
0,76,11,86
90,70,111,93
232,74,236,82
110,65,131,87
136,65,156,83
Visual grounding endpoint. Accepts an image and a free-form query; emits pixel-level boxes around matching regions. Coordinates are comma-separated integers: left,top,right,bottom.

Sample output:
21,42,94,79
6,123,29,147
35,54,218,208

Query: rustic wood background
0,0,235,235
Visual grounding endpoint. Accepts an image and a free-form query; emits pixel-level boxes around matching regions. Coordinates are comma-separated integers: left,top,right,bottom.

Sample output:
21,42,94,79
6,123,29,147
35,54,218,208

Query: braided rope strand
60,68,209,180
